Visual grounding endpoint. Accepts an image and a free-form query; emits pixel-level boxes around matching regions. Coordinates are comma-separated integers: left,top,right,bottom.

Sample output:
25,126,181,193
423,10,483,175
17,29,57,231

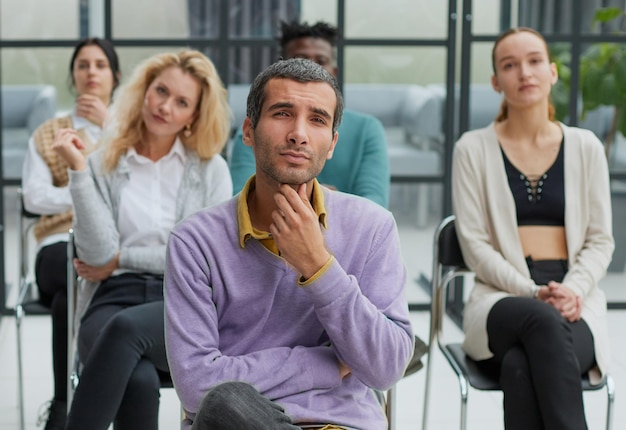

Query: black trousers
35,241,68,402
479,258,596,430
65,274,168,430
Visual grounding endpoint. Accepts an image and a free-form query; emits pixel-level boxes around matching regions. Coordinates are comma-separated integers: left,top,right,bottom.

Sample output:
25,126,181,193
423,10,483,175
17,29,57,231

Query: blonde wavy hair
102,49,231,171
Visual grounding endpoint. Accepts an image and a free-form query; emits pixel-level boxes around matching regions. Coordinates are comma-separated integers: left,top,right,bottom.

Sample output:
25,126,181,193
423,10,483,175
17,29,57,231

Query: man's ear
242,117,254,148
326,131,339,160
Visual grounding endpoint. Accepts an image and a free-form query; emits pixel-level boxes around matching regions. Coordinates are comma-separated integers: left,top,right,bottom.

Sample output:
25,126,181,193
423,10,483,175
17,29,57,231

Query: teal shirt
229,109,390,208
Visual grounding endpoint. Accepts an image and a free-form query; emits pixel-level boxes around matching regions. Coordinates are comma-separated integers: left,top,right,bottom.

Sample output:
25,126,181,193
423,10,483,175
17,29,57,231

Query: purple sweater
164,190,413,430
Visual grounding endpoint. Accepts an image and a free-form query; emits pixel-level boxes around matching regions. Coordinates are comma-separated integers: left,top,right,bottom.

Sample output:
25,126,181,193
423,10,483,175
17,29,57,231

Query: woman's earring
183,124,192,138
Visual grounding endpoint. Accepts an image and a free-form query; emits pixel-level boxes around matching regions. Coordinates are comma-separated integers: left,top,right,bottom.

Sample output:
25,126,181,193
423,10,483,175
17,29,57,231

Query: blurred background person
229,20,390,208
21,37,120,430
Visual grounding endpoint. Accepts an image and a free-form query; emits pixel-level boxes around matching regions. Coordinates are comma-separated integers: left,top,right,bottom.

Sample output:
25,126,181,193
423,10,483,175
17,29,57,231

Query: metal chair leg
606,374,615,430
16,303,26,430
458,375,469,430
386,386,396,430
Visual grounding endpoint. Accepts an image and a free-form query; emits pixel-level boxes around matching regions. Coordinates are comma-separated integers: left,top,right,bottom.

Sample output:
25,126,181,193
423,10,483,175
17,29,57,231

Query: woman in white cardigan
452,28,613,430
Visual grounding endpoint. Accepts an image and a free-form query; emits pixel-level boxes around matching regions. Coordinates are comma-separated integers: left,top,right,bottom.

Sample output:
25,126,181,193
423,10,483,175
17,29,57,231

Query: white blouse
117,138,185,251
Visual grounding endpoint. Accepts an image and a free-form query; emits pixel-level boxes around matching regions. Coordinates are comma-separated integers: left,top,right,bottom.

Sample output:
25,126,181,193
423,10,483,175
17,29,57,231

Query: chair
422,215,616,430
14,188,46,430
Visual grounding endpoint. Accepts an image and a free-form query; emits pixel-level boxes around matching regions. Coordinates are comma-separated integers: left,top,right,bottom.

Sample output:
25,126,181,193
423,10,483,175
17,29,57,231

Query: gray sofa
2,85,57,180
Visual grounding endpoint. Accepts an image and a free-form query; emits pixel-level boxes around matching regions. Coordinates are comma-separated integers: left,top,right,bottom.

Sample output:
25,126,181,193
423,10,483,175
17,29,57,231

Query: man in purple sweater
164,58,414,430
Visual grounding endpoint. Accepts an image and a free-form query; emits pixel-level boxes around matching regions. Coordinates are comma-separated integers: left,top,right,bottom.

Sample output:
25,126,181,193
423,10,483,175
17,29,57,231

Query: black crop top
501,138,565,226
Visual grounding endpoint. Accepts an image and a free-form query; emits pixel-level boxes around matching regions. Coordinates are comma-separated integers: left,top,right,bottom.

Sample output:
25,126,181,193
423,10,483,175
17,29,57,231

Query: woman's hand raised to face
51,128,88,171
76,94,109,127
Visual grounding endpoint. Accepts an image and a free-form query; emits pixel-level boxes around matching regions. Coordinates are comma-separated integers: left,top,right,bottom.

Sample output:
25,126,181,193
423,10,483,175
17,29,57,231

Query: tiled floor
1,186,625,429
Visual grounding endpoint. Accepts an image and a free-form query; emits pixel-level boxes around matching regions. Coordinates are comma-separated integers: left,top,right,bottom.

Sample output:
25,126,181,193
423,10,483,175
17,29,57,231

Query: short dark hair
246,58,344,133
279,21,338,55
69,37,121,93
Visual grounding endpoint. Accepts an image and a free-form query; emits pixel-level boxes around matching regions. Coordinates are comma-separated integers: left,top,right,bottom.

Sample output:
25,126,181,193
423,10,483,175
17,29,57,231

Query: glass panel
581,1,624,34
611,134,626,174
470,42,495,86
300,0,338,26
606,183,626,302
345,0,448,39
468,42,500,130
112,0,194,38
1,48,70,180
392,183,443,307
471,0,503,34
0,0,79,39
1,48,74,108
518,0,574,35
343,46,446,174
555,42,625,168
116,47,219,83
228,46,279,84
228,0,301,38
345,46,446,84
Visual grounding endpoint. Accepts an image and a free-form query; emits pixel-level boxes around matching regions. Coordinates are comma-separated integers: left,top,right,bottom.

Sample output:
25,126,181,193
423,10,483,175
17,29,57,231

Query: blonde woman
53,49,232,430
452,28,613,429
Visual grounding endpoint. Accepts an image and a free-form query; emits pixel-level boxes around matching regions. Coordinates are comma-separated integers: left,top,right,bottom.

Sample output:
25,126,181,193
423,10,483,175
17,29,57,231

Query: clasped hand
537,281,582,322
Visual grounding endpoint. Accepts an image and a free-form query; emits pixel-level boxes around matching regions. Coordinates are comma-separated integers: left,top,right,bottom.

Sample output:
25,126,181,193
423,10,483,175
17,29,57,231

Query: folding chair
422,215,616,430
14,188,47,430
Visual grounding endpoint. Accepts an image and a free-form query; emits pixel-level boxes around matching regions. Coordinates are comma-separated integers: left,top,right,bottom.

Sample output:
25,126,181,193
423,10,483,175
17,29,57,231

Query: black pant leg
35,241,68,401
67,277,166,430
484,297,594,430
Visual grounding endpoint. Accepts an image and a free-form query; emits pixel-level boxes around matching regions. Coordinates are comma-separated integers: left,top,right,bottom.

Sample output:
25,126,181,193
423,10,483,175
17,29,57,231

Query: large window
0,0,458,314
3,0,624,315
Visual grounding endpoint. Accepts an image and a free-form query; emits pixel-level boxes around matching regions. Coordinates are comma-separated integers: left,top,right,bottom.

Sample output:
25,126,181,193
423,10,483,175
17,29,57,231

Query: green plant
552,7,626,159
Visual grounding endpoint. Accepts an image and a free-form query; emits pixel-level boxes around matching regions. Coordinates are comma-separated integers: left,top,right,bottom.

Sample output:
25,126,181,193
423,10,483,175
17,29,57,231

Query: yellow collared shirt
237,175,332,284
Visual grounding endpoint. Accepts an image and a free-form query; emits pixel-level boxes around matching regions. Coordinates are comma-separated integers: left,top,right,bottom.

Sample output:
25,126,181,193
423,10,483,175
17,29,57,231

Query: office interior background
3,0,626,316
1,0,626,428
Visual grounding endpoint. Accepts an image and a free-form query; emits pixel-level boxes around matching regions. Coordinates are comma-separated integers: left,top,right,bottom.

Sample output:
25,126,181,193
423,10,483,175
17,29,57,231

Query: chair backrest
429,215,472,344
437,216,466,268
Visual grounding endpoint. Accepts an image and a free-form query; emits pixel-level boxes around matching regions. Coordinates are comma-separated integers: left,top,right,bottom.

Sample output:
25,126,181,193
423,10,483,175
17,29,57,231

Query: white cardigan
451,122,614,384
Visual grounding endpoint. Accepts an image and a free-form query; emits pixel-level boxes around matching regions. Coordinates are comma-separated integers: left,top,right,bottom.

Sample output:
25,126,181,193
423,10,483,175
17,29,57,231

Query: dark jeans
191,382,300,430
65,274,168,430
479,258,596,430
35,241,68,402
